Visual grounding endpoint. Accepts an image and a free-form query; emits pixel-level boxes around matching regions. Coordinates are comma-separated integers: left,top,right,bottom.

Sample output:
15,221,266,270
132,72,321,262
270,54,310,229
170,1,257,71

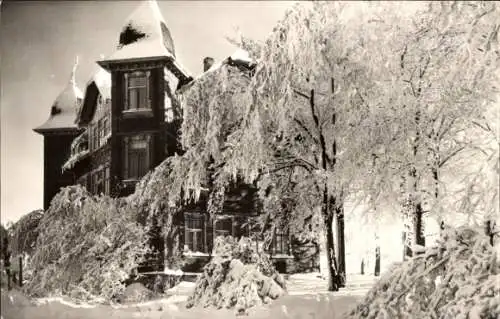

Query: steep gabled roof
99,0,176,64
34,59,83,134
89,65,111,100
76,65,112,126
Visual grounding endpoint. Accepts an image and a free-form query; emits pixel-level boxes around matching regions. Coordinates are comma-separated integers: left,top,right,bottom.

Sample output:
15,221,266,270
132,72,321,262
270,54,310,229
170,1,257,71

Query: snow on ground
2,288,360,319
1,272,369,319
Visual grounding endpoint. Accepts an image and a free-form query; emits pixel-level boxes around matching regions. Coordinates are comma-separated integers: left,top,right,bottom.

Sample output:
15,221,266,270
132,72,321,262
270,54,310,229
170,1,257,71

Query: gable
77,82,100,126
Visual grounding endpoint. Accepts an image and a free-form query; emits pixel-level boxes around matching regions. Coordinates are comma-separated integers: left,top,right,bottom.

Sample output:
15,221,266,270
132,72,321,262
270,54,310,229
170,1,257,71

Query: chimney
203,57,215,72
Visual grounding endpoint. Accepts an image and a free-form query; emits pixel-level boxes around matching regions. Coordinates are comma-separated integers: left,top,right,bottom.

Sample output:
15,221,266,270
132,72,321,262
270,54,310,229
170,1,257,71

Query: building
34,0,302,273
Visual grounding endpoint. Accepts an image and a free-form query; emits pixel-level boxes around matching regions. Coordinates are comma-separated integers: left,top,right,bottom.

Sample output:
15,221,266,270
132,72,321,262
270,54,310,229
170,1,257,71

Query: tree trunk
323,212,340,291
432,162,446,234
374,246,380,276
374,230,380,276
406,159,425,257
412,201,425,248
485,220,496,246
334,205,346,287
320,186,343,291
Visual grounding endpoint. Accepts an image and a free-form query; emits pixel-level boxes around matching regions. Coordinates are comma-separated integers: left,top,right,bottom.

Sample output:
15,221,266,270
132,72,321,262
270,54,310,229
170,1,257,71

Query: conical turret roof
100,0,176,63
34,58,83,134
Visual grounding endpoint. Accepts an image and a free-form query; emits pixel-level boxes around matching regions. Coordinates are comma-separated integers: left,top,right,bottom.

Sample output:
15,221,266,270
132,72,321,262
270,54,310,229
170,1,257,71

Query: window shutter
146,71,151,109
124,73,129,110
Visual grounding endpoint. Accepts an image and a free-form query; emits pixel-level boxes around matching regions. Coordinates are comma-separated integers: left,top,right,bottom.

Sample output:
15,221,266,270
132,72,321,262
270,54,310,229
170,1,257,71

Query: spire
34,61,84,134
70,55,79,86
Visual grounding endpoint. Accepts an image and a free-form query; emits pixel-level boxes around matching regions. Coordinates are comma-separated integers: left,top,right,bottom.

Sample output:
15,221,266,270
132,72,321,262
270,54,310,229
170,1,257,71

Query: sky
0,0,297,224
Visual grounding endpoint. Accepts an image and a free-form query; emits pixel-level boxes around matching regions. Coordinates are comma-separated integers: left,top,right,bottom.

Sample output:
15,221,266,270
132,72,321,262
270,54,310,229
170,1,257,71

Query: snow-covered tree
212,2,394,291
26,186,149,301
358,1,499,255
8,209,43,257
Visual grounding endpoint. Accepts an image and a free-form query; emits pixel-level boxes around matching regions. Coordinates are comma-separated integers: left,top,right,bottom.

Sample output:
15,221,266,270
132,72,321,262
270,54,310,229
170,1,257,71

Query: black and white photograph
0,1,499,318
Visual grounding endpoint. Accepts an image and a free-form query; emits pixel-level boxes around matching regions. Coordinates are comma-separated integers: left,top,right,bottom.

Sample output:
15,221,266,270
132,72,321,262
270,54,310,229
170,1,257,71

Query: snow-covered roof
100,0,176,63
178,49,255,93
34,60,83,134
230,48,253,64
86,65,111,101
200,49,255,78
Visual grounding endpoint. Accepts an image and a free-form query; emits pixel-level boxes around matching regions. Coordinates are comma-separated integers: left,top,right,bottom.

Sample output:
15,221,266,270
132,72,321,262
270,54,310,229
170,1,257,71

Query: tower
97,0,191,196
34,58,83,210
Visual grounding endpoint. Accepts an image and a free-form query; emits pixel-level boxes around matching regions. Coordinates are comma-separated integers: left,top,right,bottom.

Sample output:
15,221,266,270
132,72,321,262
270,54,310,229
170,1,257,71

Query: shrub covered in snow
9,209,43,257
344,226,499,319
24,186,149,302
186,236,286,314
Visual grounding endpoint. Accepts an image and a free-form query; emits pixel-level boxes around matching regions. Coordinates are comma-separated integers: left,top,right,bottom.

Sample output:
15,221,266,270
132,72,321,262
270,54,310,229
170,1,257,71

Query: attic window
119,23,148,47
51,104,61,115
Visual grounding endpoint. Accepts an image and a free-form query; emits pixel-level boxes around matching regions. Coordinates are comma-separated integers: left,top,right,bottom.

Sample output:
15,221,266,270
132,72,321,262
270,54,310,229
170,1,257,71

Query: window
91,169,105,195
91,172,97,194
233,216,250,238
270,229,290,256
164,94,173,122
184,212,205,253
89,116,110,151
105,167,110,195
124,71,150,111
214,217,233,238
123,134,151,180
80,175,88,190
92,125,98,150
102,117,109,138
98,117,110,146
98,119,104,142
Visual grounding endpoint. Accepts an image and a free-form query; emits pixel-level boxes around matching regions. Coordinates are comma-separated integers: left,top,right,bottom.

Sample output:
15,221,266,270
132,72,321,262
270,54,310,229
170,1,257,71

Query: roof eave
33,126,82,135
97,55,170,70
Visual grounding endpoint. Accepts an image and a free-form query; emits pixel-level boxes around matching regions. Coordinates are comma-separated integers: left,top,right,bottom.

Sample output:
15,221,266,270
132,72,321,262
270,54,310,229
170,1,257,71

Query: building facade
34,0,301,273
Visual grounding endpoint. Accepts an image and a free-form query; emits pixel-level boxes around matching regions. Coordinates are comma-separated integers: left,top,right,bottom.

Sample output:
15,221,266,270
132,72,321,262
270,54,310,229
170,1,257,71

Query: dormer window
124,71,151,113
50,103,61,115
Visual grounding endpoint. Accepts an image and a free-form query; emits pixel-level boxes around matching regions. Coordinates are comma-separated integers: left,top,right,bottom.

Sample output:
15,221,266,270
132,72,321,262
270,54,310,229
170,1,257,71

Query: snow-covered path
286,272,377,296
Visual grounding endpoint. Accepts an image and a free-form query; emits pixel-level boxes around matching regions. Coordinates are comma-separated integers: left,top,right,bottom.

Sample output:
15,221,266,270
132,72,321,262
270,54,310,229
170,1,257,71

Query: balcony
62,132,89,172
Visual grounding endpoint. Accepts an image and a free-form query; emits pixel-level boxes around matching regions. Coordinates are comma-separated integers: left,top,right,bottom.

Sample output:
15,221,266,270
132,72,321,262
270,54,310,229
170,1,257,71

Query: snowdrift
186,236,286,314
344,226,499,319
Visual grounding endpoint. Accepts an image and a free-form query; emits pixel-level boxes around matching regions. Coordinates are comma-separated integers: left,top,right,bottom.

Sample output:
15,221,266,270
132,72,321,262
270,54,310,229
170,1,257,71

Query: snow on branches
186,236,286,314
25,186,149,302
8,209,44,257
345,225,500,319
